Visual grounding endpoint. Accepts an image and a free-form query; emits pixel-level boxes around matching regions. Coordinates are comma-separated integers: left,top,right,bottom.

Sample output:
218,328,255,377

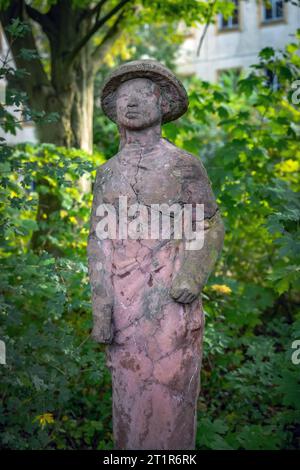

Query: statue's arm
88,167,114,343
170,158,225,304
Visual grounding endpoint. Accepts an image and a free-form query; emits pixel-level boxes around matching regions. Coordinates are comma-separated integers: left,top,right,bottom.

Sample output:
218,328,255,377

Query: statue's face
116,78,162,130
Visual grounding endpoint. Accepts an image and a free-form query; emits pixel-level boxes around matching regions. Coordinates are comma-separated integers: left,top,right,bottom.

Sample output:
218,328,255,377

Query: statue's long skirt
106,238,204,450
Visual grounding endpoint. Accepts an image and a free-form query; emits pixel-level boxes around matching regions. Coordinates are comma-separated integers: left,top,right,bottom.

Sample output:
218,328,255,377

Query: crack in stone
130,147,144,203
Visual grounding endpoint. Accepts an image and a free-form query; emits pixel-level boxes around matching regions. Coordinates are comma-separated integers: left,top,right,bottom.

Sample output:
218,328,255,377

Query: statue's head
101,60,188,131
115,77,162,130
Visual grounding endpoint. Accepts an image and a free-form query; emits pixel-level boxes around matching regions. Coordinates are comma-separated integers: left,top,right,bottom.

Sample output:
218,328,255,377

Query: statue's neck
119,124,162,150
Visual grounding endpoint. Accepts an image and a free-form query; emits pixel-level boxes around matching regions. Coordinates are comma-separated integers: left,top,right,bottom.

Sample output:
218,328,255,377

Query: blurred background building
177,0,300,84
1,1,300,145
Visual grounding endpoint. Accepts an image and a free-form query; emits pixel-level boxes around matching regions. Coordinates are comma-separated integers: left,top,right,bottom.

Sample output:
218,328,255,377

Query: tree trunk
36,46,95,154
1,0,130,253
36,0,95,152
19,0,95,153
1,0,96,253
30,41,95,253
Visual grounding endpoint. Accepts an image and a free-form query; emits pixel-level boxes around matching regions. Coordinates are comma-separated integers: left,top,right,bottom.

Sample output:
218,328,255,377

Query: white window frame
262,0,284,23
217,0,240,31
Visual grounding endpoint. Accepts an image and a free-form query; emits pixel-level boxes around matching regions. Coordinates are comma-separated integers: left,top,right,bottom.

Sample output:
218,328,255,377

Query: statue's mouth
126,111,140,118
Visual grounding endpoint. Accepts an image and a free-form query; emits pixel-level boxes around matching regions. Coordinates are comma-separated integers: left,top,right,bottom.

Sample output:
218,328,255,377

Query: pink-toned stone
88,61,224,450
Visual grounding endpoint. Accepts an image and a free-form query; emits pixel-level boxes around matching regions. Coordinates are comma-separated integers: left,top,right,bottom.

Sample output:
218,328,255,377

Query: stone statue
88,60,224,450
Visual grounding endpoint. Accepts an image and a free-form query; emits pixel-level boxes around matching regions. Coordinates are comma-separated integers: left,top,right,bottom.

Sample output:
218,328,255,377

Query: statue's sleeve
87,166,114,343
170,156,225,304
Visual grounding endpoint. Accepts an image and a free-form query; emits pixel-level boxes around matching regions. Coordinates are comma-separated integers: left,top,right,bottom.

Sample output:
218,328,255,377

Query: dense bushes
0,36,299,448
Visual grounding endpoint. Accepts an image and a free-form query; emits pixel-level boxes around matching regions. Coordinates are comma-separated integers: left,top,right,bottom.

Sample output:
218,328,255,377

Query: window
218,0,239,31
262,0,284,23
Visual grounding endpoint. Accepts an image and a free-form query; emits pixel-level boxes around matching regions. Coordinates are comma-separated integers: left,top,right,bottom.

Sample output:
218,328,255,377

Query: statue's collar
120,138,164,156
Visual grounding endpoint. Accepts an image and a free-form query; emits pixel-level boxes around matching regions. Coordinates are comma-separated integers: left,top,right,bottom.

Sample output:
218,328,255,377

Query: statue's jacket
87,137,224,449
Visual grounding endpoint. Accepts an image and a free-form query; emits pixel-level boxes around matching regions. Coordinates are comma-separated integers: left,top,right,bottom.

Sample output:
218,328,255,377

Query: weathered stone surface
101,60,188,125
88,61,224,450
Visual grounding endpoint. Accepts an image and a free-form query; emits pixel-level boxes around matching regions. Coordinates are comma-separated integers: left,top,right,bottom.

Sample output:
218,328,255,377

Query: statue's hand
91,304,114,344
170,275,201,304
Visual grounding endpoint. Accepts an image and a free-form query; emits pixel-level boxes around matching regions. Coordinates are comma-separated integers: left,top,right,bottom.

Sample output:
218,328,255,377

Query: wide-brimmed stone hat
101,60,188,124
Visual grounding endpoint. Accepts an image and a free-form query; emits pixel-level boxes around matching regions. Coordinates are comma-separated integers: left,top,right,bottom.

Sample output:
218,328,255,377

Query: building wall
0,120,37,145
177,0,300,81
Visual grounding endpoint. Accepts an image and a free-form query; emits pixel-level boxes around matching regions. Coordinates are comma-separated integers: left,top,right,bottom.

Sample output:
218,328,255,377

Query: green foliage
0,142,111,448
0,21,112,448
0,252,113,449
1,21,300,449
165,39,300,450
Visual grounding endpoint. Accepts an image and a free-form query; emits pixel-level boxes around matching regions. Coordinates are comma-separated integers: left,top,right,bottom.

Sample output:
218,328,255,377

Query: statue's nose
127,95,138,107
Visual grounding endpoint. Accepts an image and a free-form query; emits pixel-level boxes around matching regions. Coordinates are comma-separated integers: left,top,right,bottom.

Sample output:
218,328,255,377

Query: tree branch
91,10,125,72
68,0,132,64
90,0,110,19
78,0,109,23
25,3,54,36
196,0,217,57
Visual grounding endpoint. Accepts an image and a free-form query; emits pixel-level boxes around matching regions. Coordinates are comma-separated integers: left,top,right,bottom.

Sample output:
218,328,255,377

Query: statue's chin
121,122,151,131
124,123,147,131
118,117,161,131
